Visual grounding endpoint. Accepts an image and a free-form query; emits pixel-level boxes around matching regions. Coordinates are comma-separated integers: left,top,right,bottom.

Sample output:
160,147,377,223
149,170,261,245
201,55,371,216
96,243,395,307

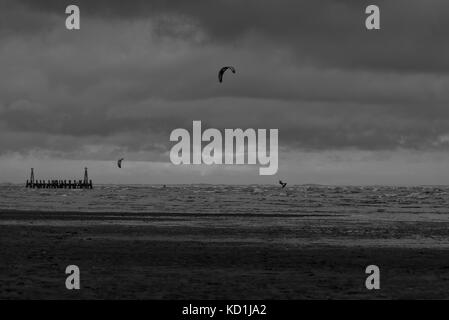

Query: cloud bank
1,0,449,183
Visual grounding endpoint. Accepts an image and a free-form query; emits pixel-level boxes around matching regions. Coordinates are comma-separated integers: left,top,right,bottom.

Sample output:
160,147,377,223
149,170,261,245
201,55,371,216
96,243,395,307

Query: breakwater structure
25,167,93,189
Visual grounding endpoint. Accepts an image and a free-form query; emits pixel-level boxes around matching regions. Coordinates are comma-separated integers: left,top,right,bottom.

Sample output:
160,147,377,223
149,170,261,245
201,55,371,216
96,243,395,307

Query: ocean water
0,184,448,222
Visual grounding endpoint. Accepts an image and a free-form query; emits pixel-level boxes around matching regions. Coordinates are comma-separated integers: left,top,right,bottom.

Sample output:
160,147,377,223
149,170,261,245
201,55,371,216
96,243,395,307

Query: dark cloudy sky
1,0,449,184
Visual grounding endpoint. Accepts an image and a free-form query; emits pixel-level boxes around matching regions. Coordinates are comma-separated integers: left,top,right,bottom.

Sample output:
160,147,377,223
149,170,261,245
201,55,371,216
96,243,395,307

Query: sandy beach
1,209,449,299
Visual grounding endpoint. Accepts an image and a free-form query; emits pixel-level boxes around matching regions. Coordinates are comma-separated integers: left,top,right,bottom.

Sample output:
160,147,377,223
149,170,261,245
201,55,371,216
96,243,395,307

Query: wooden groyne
25,168,93,189
25,179,93,189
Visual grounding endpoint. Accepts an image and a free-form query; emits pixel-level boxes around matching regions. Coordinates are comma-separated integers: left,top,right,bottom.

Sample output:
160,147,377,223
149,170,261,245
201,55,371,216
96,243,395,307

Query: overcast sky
1,0,449,185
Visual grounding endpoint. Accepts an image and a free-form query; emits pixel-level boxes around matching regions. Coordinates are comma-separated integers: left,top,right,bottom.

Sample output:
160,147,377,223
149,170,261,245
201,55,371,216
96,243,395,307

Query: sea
1,184,449,249
0,184,448,222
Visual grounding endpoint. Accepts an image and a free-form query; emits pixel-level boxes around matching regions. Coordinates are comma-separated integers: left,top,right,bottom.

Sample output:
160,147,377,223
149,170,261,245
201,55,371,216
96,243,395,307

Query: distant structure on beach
25,167,93,189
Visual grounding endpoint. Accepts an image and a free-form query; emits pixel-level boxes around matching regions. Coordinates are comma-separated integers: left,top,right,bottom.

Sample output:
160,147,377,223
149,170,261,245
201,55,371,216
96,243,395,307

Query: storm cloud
1,0,449,183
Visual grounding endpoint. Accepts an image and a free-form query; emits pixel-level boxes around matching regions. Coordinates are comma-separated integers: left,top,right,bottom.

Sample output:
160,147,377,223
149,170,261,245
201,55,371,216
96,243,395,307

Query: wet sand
1,210,449,299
